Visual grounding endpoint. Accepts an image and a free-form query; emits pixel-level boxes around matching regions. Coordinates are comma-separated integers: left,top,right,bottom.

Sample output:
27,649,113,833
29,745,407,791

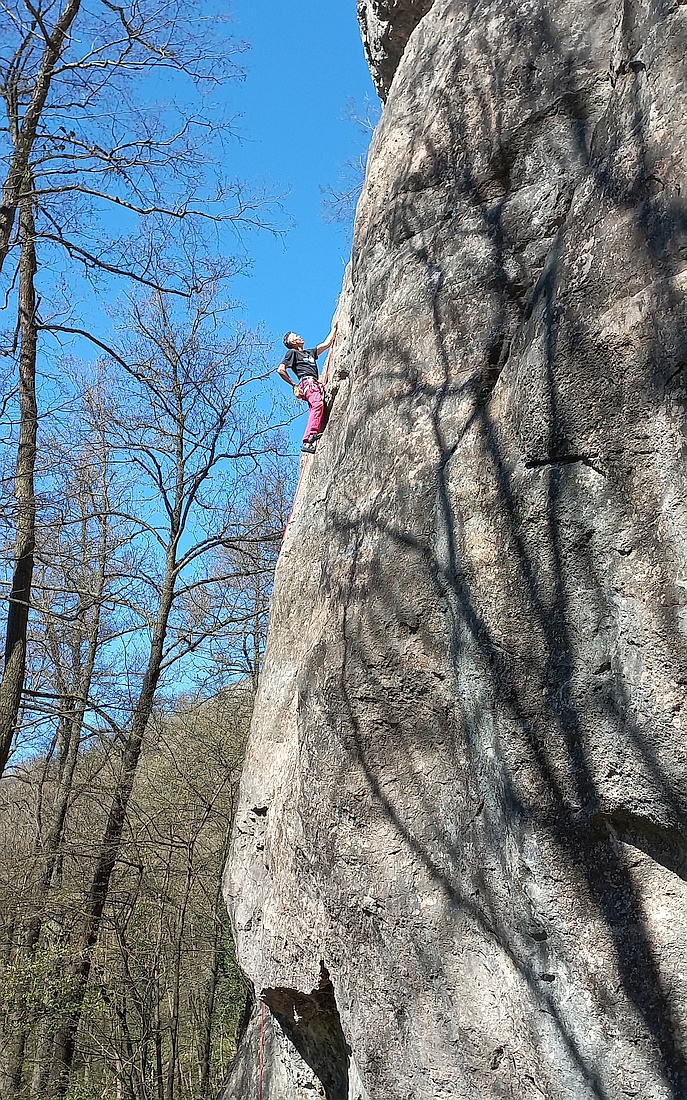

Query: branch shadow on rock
296,1,687,1095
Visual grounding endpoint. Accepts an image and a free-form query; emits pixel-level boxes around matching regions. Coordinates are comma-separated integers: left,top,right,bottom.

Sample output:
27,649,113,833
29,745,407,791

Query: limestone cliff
222,1,687,1097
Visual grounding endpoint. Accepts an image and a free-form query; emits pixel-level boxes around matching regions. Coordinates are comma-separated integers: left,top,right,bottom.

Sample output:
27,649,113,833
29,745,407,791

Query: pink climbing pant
297,377,326,441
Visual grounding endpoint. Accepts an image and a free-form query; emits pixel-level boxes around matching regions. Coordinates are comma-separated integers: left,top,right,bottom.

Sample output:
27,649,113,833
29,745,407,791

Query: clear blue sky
228,0,378,353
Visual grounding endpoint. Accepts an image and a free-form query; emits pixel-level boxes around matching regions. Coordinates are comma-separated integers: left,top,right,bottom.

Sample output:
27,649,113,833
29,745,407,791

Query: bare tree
0,0,262,285
0,389,130,1100
0,282,283,1093
205,470,291,692
0,0,279,781
40,286,277,1098
0,177,38,776
0,0,81,273
0,12,288,1090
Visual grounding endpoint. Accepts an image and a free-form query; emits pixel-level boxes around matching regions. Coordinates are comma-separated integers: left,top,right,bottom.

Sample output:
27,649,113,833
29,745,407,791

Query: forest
0,0,293,1096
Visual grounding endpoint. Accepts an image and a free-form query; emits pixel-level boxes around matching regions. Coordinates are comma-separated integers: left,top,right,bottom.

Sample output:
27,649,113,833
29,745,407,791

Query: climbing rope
258,1000,265,1100
282,343,335,541
320,341,335,388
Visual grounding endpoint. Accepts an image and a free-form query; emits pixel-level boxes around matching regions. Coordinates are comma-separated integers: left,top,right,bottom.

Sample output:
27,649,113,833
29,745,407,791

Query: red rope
320,343,334,387
282,344,335,541
258,1000,265,1100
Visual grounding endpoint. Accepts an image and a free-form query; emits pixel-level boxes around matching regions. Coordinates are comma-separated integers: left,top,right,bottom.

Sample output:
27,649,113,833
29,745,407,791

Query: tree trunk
0,186,38,778
155,980,164,1100
0,0,82,276
29,1005,57,1100
47,563,179,1099
21,477,112,1100
0,188,39,1100
165,842,194,1100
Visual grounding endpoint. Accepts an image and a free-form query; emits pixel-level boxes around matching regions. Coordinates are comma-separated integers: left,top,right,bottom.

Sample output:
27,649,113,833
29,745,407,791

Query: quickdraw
258,999,265,1100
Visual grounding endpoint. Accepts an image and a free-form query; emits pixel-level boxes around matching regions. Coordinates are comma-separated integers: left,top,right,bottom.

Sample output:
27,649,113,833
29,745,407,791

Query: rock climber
277,321,337,453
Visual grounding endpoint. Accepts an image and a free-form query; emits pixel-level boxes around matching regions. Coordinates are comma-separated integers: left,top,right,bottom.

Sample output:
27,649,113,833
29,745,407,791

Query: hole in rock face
251,806,268,817
529,927,549,942
262,963,350,1100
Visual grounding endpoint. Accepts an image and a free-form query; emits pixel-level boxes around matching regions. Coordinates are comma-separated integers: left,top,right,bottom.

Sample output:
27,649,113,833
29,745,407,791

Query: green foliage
65,1084,100,1100
1,944,72,1018
0,686,253,1099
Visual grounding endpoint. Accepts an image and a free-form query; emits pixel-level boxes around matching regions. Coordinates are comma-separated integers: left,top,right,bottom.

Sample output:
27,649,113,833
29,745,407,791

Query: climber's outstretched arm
315,320,338,357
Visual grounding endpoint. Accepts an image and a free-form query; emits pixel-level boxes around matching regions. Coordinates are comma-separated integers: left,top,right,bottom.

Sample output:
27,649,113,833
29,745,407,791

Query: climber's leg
300,379,326,442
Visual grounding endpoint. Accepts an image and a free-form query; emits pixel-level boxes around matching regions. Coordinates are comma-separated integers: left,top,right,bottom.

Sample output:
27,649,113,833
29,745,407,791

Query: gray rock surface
357,0,435,99
223,0,687,1097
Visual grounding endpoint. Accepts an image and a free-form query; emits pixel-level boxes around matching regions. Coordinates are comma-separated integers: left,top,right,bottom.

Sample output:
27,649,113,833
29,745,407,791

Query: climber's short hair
283,331,296,348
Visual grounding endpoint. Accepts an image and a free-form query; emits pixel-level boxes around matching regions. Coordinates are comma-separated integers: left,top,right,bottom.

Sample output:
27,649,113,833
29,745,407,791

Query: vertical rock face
223,1,687,1098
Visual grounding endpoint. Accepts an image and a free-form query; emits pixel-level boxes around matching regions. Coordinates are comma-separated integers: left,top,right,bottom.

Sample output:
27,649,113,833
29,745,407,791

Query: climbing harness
258,999,265,1100
282,342,336,541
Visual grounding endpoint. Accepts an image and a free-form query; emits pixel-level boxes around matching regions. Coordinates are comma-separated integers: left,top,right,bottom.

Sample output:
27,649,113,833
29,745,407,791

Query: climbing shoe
301,441,317,454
